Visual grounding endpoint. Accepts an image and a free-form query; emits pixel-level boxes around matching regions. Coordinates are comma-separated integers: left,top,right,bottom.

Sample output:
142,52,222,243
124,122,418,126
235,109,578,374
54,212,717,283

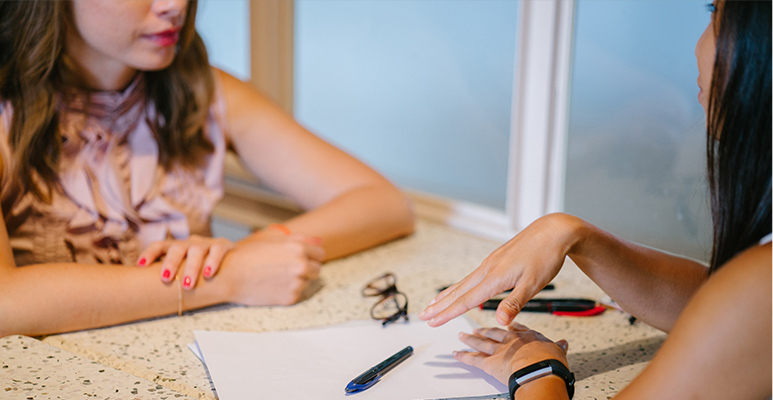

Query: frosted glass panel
565,0,712,261
295,1,519,210
196,0,250,81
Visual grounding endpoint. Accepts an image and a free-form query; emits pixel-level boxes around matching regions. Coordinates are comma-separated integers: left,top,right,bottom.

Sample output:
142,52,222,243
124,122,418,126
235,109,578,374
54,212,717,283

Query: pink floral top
0,73,227,266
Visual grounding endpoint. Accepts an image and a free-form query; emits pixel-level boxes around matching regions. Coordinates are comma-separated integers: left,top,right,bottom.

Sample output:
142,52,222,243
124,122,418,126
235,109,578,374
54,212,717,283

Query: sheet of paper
194,316,507,399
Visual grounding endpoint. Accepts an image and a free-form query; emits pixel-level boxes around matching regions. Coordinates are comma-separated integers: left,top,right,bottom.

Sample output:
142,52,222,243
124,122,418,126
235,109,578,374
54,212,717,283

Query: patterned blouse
0,72,227,266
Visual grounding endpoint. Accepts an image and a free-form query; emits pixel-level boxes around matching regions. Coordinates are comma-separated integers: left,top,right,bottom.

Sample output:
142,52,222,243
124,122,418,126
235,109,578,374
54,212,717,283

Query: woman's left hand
137,235,235,289
453,322,569,385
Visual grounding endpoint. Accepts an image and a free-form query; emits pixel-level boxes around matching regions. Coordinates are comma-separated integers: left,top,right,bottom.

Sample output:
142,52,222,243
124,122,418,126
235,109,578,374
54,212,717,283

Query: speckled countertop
1,220,665,399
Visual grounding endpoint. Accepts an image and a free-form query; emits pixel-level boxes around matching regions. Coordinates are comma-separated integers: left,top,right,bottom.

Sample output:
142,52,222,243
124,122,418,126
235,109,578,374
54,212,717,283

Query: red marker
480,298,605,317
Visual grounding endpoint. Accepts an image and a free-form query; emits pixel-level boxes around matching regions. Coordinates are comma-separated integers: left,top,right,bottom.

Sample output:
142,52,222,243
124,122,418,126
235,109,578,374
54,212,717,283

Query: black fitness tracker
508,359,575,400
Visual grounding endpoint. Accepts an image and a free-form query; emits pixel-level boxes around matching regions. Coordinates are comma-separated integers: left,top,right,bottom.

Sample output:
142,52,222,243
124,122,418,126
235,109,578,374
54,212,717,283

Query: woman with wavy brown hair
0,0,414,336
420,1,771,399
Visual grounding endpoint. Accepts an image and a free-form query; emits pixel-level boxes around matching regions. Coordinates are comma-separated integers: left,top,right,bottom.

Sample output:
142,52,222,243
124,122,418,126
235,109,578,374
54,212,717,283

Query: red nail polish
203,266,212,277
183,276,192,288
138,257,146,266
162,269,171,279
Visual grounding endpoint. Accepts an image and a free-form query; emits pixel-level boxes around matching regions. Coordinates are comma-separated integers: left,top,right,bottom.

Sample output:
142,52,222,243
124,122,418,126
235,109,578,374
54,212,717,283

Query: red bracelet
267,223,291,235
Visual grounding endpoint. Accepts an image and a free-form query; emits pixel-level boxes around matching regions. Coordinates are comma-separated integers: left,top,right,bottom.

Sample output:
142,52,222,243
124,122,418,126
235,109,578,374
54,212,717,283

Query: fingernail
162,269,171,280
183,276,192,288
138,257,146,266
428,298,437,306
203,266,212,278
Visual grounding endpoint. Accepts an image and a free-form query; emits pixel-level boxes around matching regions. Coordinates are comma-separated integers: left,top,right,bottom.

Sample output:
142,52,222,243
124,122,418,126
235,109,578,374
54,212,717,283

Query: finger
426,279,504,327
301,240,326,263
419,273,486,322
137,241,169,267
458,332,500,355
427,269,485,309
181,245,207,290
160,243,187,283
305,260,322,281
428,280,463,306
496,283,539,326
473,327,510,343
201,239,233,279
556,339,569,354
452,350,489,371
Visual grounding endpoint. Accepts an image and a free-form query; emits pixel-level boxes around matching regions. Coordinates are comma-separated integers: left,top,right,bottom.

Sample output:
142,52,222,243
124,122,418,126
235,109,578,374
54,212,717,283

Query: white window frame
218,0,578,241
410,0,576,241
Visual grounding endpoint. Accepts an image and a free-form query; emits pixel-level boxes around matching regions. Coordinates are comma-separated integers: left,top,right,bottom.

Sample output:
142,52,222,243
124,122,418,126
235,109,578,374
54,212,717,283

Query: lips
144,28,180,47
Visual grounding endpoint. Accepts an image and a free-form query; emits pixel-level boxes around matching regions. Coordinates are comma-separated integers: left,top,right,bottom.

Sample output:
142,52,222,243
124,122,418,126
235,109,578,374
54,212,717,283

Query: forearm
565,214,708,331
0,262,230,337
267,183,414,261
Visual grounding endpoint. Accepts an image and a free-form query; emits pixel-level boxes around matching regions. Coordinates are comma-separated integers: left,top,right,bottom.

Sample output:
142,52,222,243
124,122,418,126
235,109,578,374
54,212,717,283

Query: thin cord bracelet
267,223,291,235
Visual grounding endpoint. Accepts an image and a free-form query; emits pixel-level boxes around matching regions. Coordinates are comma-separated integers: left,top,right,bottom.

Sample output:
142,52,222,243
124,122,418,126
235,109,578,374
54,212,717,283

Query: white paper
194,317,507,399
187,342,203,362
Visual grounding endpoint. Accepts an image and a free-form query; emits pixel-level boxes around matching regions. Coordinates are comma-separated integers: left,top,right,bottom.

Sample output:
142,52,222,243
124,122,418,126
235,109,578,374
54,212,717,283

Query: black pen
437,284,555,293
480,298,605,316
344,345,413,394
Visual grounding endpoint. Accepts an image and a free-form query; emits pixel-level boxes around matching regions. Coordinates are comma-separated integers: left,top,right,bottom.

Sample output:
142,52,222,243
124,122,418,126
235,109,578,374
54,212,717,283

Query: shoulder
620,243,771,399
711,241,771,299
210,67,259,105
209,67,293,143
686,241,770,341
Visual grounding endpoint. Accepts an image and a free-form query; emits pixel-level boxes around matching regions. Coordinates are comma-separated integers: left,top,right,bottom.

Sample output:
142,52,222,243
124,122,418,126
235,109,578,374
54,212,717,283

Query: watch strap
508,359,574,399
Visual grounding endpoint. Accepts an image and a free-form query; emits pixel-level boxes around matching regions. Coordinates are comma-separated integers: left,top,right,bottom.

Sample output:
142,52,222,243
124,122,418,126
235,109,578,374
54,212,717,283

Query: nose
152,0,188,20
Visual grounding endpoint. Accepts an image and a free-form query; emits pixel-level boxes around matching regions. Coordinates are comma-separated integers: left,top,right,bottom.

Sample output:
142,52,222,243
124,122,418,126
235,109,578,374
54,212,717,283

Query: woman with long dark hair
0,0,414,336
420,1,771,398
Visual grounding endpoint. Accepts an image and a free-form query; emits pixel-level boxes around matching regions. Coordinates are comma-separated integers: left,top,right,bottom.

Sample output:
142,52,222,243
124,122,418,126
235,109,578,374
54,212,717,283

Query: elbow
0,284,19,338
389,187,416,238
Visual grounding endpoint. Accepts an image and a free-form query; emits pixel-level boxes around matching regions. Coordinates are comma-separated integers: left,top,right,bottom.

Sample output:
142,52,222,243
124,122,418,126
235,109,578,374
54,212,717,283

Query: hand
220,232,326,306
419,213,583,327
138,235,234,290
453,322,569,385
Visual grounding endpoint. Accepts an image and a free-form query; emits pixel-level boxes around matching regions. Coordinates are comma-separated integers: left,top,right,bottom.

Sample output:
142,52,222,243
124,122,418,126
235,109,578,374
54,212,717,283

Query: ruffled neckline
59,74,146,123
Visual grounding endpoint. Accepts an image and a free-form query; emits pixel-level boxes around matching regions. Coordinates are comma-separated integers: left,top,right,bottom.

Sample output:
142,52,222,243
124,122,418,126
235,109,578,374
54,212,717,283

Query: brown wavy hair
0,0,214,201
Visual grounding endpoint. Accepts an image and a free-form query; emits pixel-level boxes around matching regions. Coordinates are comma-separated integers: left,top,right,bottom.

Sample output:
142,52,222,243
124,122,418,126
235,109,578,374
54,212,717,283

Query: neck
80,66,138,91
65,38,138,91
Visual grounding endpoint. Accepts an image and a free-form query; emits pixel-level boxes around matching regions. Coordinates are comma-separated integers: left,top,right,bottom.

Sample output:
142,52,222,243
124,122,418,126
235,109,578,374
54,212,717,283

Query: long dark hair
707,0,772,272
0,0,214,201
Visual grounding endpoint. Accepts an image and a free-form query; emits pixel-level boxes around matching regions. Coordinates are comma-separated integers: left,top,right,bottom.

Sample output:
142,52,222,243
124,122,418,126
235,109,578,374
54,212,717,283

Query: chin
133,52,177,71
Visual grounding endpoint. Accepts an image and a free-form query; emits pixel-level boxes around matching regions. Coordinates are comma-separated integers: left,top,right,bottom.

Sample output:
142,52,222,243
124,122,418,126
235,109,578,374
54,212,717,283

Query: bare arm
0,196,214,336
420,213,708,331
566,215,708,331
216,68,415,260
448,243,769,400
615,242,771,399
0,210,324,337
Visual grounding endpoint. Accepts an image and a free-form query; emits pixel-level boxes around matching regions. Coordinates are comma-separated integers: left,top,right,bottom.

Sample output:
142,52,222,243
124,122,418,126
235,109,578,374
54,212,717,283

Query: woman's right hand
220,231,326,306
419,213,585,327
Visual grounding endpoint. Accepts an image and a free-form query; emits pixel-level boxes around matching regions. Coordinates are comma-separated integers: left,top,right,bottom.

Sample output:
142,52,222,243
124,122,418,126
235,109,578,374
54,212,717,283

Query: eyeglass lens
362,273,408,326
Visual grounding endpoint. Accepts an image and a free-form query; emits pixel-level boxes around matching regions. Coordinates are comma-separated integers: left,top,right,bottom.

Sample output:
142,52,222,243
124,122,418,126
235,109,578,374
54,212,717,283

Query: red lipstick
144,28,180,47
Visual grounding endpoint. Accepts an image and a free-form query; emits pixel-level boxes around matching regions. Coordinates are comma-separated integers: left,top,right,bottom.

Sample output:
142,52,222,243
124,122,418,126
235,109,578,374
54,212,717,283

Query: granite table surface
1,219,666,399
